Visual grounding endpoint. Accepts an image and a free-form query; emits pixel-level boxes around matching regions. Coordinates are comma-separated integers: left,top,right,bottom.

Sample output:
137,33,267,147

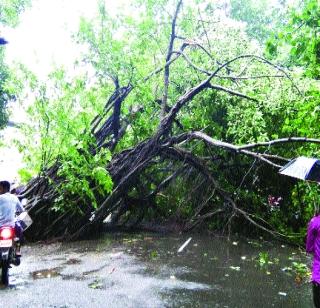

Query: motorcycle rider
0,180,24,256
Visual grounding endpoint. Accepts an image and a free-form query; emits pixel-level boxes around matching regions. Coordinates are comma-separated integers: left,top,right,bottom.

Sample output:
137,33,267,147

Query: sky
3,0,98,78
2,0,131,76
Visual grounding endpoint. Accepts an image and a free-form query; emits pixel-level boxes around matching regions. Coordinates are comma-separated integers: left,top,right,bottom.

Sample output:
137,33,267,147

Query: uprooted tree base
19,1,319,242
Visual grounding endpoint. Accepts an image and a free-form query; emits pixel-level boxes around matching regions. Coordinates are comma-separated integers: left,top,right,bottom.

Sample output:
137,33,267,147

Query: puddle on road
31,267,62,279
63,258,82,265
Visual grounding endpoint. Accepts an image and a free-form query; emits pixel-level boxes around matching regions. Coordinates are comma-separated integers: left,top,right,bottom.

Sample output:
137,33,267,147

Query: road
0,238,209,308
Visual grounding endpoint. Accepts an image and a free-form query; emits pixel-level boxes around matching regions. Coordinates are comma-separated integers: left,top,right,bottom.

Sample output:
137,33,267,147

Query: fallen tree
19,0,318,241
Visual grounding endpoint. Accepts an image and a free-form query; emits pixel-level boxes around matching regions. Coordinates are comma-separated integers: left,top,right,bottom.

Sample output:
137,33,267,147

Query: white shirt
0,193,24,227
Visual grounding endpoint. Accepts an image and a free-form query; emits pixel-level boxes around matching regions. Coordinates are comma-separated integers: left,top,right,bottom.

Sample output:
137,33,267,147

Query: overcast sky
3,0,96,78
2,0,128,78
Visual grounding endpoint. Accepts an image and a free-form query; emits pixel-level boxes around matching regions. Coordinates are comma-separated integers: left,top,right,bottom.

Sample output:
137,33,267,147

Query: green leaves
267,0,320,78
11,65,114,212
0,0,31,26
230,0,286,43
55,143,113,212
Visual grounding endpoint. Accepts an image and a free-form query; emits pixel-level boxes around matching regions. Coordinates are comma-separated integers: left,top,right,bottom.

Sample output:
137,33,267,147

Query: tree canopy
0,0,30,26
267,0,320,78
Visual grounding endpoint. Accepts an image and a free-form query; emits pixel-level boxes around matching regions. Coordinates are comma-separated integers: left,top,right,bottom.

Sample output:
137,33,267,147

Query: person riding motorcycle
0,180,24,256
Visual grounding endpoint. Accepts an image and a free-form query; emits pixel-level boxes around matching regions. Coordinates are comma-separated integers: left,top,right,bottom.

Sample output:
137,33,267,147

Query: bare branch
217,74,286,80
198,7,211,52
161,0,183,119
208,84,258,101
165,132,284,168
238,137,320,150
172,50,211,75
211,54,300,94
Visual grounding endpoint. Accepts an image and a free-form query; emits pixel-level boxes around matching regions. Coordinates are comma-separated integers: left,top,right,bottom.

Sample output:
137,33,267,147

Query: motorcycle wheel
1,264,9,286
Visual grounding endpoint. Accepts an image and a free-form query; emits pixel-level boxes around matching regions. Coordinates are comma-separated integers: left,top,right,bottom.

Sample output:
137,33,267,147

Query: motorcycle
0,226,20,286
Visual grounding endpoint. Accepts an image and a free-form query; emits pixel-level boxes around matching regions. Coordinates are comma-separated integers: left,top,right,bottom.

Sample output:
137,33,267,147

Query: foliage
229,0,287,43
0,0,31,26
0,0,31,129
55,146,113,212
257,251,270,266
265,0,320,241
266,0,320,78
0,50,10,129
150,250,159,259
11,67,113,212
291,261,309,277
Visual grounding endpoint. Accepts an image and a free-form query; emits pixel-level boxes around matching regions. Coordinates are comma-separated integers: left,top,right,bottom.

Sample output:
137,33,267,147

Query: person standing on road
306,209,320,308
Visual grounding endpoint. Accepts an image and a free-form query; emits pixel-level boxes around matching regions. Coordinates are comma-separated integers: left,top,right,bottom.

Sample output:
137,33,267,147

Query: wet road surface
0,233,313,307
0,237,209,307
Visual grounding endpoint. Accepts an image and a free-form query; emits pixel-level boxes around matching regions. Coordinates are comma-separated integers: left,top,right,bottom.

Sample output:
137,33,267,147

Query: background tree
264,0,320,237
229,0,287,43
266,0,320,78
0,0,31,129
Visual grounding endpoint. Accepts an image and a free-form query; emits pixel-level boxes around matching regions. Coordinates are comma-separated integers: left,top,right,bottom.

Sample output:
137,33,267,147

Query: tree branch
208,84,258,101
238,137,320,150
161,0,183,119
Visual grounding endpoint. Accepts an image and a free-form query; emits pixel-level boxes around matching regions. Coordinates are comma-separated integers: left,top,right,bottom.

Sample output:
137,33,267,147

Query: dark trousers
313,282,320,308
